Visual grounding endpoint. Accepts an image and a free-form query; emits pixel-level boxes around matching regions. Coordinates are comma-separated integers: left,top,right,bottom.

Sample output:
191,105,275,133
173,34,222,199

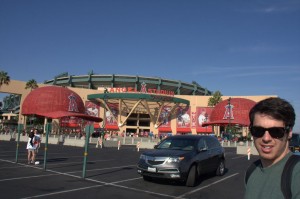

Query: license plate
147,167,156,172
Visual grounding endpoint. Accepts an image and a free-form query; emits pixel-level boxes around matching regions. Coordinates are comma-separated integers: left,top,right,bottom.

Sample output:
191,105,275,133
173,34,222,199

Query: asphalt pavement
0,140,258,199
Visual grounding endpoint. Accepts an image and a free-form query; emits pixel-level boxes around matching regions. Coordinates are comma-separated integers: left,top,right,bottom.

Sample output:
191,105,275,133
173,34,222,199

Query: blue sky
1,0,300,132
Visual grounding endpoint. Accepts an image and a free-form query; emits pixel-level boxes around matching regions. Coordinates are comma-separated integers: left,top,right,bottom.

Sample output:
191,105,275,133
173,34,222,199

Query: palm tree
208,90,223,107
207,90,223,135
0,71,10,87
25,79,39,91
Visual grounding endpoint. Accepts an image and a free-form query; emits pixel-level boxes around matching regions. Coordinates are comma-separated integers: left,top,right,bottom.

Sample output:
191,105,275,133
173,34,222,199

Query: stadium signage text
107,87,175,96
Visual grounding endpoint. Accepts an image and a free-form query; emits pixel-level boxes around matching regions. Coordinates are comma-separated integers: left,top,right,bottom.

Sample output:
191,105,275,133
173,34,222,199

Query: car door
196,138,210,173
206,137,223,172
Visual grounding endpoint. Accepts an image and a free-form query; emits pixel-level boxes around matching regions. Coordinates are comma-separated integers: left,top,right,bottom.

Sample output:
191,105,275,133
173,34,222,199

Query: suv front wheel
186,164,198,187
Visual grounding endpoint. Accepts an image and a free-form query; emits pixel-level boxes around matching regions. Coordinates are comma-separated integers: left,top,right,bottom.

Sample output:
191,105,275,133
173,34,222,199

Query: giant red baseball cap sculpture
202,98,256,127
22,86,102,122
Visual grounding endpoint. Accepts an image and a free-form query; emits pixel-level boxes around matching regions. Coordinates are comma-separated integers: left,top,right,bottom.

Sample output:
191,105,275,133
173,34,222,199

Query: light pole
101,88,109,139
205,113,208,134
227,97,232,139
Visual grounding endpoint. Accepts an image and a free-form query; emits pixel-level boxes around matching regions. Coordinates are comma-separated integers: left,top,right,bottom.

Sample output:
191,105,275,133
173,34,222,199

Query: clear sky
1,0,300,132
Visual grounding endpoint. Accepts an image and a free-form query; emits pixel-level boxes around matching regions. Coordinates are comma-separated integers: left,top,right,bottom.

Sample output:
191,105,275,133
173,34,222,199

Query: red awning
176,128,191,133
158,127,172,132
60,123,80,128
196,127,213,133
105,125,119,130
202,120,249,127
35,111,102,122
93,123,101,128
93,124,119,130
202,98,256,127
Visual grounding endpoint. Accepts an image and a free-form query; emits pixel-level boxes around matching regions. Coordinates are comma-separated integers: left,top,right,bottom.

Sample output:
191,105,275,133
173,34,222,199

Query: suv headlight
140,154,147,160
166,157,184,163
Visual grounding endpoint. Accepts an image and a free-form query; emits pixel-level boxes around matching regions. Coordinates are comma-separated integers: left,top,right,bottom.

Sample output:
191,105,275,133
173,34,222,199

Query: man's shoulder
284,154,300,184
292,155,300,169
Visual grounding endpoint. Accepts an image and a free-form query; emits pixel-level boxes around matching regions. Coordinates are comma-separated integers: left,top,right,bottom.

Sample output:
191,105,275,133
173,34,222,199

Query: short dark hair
249,97,295,129
28,131,34,138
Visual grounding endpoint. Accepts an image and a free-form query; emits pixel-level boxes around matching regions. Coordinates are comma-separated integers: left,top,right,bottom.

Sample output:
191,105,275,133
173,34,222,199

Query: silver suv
137,135,225,187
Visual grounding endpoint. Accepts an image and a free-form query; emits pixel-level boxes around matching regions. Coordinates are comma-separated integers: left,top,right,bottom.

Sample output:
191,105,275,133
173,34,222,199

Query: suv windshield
157,138,197,151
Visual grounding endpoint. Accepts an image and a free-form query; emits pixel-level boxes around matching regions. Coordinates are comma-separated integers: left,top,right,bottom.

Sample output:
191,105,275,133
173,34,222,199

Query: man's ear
288,128,293,139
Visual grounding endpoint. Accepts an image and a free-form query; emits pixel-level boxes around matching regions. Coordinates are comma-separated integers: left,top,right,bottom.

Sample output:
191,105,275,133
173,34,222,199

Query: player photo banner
196,107,213,133
176,106,191,131
85,101,100,117
159,106,171,127
105,103,119,129
85,101,100,127
158,106,172,132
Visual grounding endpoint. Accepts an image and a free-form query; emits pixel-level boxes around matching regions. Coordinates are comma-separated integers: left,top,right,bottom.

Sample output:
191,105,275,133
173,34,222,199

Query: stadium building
0,73,274,138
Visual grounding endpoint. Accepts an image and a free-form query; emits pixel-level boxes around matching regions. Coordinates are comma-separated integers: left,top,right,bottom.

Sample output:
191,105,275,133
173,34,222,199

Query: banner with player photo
85,101,100,128
196,107,213,133
176,106,191,132
105,103,119,130
85,101,100,117
158,106,172,132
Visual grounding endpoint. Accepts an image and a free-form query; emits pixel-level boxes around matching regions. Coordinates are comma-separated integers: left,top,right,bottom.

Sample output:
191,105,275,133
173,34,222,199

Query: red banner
196,107,213,133
105,103,119,130
60,116,83,128
158,106,172,132
176,106,191,132
85,101,100,117
85,101,100,127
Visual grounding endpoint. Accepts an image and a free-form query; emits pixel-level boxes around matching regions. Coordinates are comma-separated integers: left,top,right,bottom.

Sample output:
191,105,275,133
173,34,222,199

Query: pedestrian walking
26,131,36,164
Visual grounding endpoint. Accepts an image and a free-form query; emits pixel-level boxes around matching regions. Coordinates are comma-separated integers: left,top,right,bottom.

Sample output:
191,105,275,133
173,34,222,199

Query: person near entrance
26,130,37,164
34,129,41,154
244,97,300,199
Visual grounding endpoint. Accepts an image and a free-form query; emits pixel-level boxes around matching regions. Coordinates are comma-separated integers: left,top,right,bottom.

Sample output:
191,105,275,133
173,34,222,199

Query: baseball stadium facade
0,73,275,137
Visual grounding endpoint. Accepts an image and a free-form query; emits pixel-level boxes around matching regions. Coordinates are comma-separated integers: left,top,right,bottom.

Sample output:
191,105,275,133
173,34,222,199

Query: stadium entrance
125,113,150,136
87,91,190,135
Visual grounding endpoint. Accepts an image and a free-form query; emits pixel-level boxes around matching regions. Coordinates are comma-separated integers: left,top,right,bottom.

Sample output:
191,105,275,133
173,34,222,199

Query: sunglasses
249,126,289,139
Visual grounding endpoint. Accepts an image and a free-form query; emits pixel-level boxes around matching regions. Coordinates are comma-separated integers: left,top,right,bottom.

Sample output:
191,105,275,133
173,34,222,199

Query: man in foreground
244,97,300,199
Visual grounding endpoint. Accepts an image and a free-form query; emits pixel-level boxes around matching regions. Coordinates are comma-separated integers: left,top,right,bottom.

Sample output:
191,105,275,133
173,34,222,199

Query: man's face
252,113,292,167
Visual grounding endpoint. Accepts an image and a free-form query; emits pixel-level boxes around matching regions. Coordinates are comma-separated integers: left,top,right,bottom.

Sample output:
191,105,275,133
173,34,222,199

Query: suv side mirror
198,146,208,152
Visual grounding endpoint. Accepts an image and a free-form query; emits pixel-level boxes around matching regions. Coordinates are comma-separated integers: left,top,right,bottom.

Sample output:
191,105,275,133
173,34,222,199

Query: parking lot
0,140,258,199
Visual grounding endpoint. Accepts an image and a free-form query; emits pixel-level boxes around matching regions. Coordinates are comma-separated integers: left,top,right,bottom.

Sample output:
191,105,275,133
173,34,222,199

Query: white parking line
66,164,137,174
109,176,142,184
20,184,106,199
110,183,187,199
0,165,29,169
0,173,59,182
46,158,115,166
45,168,83,179
0,158,16,163
20,175,182,199
175,173,239,198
